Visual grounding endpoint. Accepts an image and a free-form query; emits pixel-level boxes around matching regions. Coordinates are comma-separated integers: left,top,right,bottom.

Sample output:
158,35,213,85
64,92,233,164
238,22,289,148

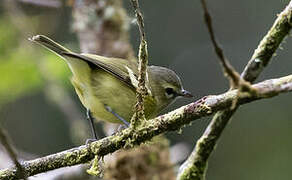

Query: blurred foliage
0,17,71,107
0,18,41,106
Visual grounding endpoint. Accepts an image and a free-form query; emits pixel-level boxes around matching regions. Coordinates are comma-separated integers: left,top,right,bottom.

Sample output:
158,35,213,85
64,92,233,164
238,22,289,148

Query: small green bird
31,35,193,138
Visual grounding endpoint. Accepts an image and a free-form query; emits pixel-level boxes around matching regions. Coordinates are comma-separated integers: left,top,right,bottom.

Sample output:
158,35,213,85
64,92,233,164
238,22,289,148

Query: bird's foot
86,109,99,140
85,138,98,145
104,105,130,127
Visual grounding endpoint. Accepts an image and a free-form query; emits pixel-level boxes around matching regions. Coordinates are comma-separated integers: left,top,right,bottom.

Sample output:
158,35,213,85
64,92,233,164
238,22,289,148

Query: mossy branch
177,1,292,180
1,74,292,179
242,0,292,83
130,0,149,128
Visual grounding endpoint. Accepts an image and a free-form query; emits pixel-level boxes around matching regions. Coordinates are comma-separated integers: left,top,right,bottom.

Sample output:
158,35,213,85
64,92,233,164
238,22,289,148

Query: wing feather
62,52,136,90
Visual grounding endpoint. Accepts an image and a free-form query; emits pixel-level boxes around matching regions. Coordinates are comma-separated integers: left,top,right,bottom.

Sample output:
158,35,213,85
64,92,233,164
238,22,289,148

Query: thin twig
177,1,292,179
200,0,257,109
200,0,241,88
130,0,149,128
0,127,26,180
1,74,292,179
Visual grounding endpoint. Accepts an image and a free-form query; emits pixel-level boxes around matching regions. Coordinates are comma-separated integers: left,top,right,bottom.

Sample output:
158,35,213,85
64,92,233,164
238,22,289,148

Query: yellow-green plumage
31,35,192,124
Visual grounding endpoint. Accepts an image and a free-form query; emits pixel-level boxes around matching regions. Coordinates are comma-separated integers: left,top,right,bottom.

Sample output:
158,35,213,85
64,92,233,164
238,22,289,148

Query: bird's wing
67,53,153,95
62,52,138,90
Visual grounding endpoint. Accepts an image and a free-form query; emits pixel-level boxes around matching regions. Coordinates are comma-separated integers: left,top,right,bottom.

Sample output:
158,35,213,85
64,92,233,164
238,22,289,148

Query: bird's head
148,66,193,110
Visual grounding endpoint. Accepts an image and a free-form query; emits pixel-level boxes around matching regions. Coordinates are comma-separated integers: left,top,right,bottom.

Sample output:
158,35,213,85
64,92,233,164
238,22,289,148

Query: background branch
18,0,62,8
0,127,26,180
73,0,134,59
177,1,292,179
1,74,292,179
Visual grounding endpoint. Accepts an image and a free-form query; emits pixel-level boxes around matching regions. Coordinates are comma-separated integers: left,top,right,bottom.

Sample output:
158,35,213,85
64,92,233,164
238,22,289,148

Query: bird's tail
29,35,71,56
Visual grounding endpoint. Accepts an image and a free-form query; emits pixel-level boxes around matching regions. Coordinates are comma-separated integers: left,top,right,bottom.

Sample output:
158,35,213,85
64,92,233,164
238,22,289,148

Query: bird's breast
72,69,159,124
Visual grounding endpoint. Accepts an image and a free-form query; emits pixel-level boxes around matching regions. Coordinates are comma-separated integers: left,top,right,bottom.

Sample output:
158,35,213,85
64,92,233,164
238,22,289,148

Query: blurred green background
0,0,292,179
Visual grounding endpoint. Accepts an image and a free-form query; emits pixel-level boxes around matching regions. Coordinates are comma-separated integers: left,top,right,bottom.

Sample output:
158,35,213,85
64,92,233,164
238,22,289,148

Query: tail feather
29,35,71,56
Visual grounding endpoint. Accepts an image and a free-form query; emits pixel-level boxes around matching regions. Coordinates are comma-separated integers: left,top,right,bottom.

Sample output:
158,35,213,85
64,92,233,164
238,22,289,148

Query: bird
30,35,193,139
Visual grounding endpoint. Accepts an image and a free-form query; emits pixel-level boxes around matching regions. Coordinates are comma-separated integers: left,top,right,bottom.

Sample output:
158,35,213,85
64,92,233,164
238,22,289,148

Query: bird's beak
180,89,193,98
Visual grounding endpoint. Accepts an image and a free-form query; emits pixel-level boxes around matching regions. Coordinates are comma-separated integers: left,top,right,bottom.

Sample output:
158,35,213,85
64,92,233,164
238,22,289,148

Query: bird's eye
165,88,175,98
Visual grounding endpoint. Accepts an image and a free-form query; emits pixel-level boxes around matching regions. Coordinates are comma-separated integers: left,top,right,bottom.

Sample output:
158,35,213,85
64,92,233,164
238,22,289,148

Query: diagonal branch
1,74,292,179
177,1,292,179
242,1,292,82
130,0,149,128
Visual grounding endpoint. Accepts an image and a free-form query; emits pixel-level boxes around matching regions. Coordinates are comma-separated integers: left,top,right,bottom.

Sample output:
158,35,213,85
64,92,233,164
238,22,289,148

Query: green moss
65,151,78,164
87,156,102,177
178,163,205,180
